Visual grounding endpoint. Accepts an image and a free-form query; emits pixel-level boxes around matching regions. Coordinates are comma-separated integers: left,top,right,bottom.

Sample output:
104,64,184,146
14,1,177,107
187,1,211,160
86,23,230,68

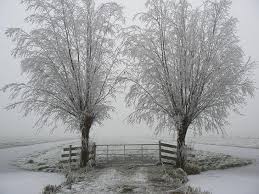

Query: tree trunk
176,118,188,169
80,115,93,167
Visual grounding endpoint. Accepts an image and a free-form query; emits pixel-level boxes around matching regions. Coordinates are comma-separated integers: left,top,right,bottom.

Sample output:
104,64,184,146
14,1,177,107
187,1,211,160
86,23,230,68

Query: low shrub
185,186,211,194
184,163,201,175
27,159,34,164
164,167,188,183
117,184,137,193
169,186,211,194
42,185,59,194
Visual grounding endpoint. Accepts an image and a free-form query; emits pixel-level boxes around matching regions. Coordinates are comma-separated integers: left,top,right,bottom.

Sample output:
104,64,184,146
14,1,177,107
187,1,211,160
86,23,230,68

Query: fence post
69,145,72,169
159,141,161,164
93,143,96,164
124,145,126,160
141,145,144,161
106,145,109,162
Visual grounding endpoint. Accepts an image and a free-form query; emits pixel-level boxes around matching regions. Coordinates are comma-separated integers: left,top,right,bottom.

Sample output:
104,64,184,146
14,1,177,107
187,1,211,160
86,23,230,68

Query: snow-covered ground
12,138,250,193
188,144,259,194
60,166,156,193
92,135,259,149
0,140,75,194
0,136,78,149
58,164,193,194
186,136,259,149
1,136,258,194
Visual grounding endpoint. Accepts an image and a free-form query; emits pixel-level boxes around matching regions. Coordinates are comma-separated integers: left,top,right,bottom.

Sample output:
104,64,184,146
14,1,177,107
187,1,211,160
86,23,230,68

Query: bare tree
2,0,124,167
122,0,255,168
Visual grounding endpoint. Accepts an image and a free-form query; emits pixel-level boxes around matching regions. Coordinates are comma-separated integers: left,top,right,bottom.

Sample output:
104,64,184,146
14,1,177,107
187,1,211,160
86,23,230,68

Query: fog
0,0,258,141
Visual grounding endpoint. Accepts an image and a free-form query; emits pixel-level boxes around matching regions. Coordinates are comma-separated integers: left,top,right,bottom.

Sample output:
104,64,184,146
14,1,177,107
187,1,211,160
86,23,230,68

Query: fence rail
159,141,194,165
159,140,178,165
61,144,96,167
96,143,159,163
160,142,177,149
63,146,81,151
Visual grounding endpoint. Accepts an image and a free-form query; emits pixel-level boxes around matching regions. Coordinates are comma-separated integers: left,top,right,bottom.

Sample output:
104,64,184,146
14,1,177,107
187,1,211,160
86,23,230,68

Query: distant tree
2,0,124,167
122,0,255,168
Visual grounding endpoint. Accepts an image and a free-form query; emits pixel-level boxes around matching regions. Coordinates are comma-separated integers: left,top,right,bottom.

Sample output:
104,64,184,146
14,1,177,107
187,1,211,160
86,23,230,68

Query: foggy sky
0,0,258,140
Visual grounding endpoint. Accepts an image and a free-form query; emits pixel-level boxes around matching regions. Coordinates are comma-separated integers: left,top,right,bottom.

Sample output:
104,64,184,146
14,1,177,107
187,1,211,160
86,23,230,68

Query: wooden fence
61,141,194,166
61,143,96,167
159,141,177,165
158,141,194,165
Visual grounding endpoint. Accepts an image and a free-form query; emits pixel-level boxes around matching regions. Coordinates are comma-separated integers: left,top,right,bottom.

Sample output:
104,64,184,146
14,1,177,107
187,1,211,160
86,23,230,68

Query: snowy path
188,144,259,194
61,166,154,193
0,141,72,194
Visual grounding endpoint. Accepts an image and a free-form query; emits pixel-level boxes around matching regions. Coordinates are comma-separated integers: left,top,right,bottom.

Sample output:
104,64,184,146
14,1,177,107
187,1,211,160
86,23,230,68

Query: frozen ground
15,139,251,175
59,166,167,193
188,144,259,194
186,136,259,149
1,136,257,194
14,143,70,172
0,171,64,194
0,136,78,149
92,135,259,149
0,140,75,194
57,164,196,194
13,139,251,194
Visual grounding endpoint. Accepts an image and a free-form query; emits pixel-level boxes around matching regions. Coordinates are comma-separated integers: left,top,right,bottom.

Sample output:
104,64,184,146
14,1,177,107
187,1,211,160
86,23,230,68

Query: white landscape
0,140,67,194
0,136,258,194
0,0,259,193
189,143,259,194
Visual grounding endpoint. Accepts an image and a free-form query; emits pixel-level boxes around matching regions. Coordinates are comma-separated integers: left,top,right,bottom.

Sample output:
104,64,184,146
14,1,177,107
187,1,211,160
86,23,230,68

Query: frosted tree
2,0,124,167
122,0,255,168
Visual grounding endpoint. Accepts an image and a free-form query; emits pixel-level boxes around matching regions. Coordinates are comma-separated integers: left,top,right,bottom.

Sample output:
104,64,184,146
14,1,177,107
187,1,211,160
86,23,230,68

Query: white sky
0,0,258,140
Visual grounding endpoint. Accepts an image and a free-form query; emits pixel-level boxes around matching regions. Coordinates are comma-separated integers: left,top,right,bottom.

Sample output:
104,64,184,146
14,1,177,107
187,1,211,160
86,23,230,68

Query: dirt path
59,165,176,194
58,163,188,194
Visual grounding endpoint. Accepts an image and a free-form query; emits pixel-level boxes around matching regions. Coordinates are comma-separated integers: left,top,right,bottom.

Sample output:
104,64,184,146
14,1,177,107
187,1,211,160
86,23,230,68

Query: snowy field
0,140,75,194
92,134,259,149
188,144,259,194
0,136,78,149
186,136,259,149
0,136,258,194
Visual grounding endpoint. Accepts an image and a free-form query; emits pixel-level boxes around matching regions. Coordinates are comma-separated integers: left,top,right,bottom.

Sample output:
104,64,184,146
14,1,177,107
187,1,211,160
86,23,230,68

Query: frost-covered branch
3,0,125,132
123,0,255,134
123,0,255,168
